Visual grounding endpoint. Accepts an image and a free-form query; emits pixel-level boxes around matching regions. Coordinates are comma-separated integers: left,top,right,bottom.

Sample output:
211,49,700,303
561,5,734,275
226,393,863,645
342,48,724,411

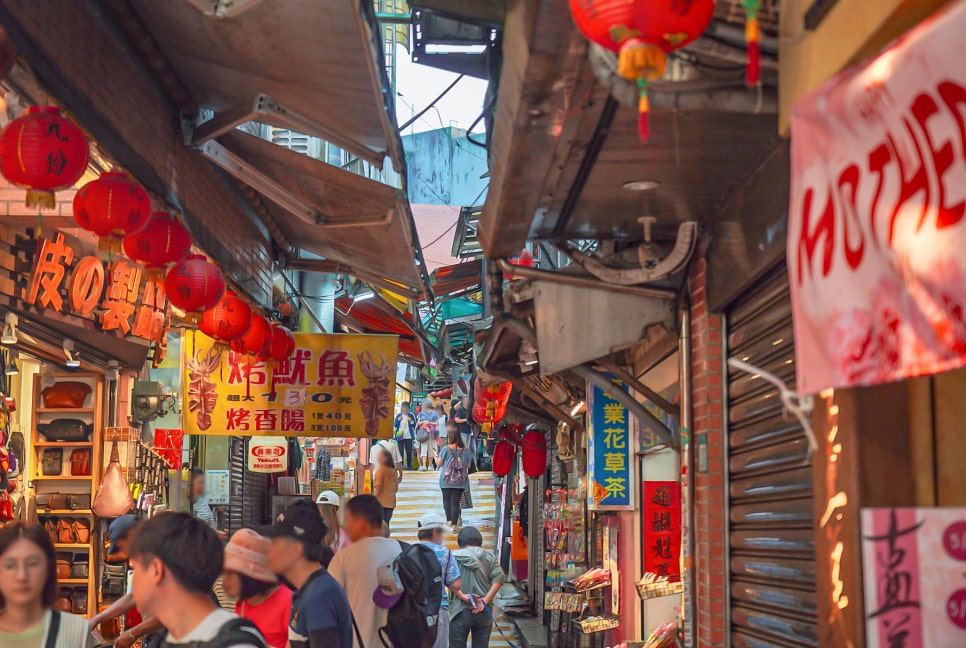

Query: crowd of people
0,487,505,648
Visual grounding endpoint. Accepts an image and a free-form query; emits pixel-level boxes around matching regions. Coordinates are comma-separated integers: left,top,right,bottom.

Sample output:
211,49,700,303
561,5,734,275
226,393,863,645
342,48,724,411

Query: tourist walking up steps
436,420,471,528
416,513,474,648
416,399,439,471
393,402,417,470
373,446,400,523
450,526,506,648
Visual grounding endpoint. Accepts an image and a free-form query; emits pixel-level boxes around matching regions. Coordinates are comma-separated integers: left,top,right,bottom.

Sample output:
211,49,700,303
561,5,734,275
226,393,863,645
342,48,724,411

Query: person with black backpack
416,514,475,648
130,512,268,648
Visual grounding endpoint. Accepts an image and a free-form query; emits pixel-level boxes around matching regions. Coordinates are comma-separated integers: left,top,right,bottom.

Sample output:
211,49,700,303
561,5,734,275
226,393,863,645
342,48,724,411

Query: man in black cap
263,499,354,648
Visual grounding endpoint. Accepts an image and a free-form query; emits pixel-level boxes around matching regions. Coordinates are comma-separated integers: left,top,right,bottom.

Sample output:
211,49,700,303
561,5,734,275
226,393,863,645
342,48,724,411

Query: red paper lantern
165,254,225,321
123,211,192,277
230,313,272,356
199,291,252,343
522,429,548,478
493,440,516,477
472,379,513,434
268,323,296,362
0,106,90,208
73,171,151,253
569,0,714,140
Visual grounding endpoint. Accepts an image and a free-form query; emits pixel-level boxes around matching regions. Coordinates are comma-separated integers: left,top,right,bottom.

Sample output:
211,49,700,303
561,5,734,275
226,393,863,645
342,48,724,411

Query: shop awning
212,130,424,292
334,296,423,363
127,0,399,167
431,259,483,301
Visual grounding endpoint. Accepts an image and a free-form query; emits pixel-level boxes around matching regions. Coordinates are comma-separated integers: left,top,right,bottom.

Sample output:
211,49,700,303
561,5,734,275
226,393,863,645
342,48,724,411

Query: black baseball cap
260,499,326,544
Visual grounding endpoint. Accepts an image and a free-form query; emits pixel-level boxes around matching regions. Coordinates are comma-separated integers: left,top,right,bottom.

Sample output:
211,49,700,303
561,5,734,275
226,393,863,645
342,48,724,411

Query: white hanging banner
248,436,288,473
789,0,966,393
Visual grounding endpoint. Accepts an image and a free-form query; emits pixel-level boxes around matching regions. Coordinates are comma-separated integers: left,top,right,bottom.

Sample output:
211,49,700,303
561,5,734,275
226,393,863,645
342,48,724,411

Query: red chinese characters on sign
23,234,169,344
643,481,681,582
318,350,355,387
789,1,966,393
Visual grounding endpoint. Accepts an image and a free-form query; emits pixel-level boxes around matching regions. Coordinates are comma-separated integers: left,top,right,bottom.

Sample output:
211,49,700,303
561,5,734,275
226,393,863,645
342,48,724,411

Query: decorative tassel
25,189,56,210
98,237,122,255
182,312,201,325
617,39,666,143
638,79,651,142
145,268,166,281
743,0,762,87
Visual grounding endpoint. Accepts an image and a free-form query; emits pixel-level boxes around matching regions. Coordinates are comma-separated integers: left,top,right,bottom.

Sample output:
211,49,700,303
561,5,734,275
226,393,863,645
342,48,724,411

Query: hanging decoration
268,323,296,362
122,211,192,278
230,313,272,357
472,378,513,434
492,439,516,477
73,171,151,254
164,254,225,323
199,291,252,344
568,0,714,141
521,426,548,478
0,106,90,208
742,0,761,86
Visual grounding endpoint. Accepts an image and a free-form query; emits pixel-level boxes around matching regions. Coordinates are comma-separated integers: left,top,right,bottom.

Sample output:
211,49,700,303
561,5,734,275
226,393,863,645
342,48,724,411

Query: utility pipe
679,306,696,646
573,364,678,450
494,258,676,300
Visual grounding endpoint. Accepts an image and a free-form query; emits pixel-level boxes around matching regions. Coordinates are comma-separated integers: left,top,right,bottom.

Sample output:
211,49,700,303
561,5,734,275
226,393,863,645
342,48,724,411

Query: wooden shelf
36,407,96,414
34,441,94,447
54,543,90,549
32,475,93,481
38,509,93,515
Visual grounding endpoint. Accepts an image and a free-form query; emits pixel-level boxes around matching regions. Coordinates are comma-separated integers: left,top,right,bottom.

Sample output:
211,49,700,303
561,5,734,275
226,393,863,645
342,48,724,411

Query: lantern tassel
98,237,123,255
25,190,56,211
743,2,762,87
145,268,166,281
616,39,665,144
182,312,201,325
638,82,651,142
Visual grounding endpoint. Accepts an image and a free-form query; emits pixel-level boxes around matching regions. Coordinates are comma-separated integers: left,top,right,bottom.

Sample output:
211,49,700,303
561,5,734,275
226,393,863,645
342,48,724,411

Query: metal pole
281,271,328,334
494,258,676,300
680,307,696,648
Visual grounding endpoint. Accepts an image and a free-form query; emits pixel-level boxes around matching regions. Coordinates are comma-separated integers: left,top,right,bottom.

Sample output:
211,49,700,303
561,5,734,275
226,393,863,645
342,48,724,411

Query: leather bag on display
41,381,92,408
92,440,133,518
37,419,92,442
41,448,63,476
70,448,91,476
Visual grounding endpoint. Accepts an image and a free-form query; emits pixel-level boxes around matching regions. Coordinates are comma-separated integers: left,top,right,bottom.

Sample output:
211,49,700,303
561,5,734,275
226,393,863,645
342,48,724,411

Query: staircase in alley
390,469,518,648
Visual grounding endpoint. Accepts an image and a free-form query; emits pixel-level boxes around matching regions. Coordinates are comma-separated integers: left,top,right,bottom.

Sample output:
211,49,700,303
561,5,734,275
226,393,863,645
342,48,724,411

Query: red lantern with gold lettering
73,171,151,253
123,211,191,278
231,313,272,357
0,106,90,208
473,379,513,434
568,0,714,140
199,290,252,343
268,323,295,362
165,254,225,322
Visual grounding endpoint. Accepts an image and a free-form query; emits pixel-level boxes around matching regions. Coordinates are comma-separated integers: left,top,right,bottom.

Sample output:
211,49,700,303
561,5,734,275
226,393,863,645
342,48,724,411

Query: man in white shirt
369,438,404,483
129,512,266,648
328,494,403,648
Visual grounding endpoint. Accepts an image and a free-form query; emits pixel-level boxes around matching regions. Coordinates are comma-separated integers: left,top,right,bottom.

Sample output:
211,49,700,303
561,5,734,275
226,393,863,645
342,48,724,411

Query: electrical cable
398,74,465,132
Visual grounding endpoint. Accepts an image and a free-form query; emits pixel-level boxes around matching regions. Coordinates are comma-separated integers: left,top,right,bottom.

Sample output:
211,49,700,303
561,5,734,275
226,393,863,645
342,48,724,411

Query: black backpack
146,617,268,648
379,542,444,648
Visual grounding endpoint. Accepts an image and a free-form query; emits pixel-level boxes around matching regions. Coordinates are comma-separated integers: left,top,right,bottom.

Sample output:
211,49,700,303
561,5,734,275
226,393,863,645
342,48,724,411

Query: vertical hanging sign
643,481,682,583
587,376,634,511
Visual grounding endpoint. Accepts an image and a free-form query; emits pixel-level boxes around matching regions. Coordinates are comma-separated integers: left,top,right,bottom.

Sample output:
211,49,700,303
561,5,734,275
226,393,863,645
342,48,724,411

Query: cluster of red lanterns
568,0,714,141
472,378,513,434
491,423,548,479
0,106,297,362
429,387,453,400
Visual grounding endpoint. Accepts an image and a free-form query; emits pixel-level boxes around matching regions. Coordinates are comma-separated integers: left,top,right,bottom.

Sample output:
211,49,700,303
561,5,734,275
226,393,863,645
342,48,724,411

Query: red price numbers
942,521,966,561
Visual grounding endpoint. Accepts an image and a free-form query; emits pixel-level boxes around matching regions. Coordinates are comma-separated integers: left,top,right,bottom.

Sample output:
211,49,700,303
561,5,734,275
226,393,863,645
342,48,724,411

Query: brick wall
0,0,273,304
688,247,728,648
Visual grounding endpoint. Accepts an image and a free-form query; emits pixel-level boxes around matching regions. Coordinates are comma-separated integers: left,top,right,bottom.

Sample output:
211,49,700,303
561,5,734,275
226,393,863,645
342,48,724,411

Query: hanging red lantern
522,428,548,478
472,379,513,434
165,254,225,322
569,0,714,141
199,290,252,343
492,440,516,477
268,323,296,362
123,211,192,278
230,313,272,357
73,171,151,253
0,106,90,208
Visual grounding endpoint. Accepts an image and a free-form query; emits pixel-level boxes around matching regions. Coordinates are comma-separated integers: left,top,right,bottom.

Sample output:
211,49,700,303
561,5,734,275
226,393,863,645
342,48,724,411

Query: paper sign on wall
248,436,287,473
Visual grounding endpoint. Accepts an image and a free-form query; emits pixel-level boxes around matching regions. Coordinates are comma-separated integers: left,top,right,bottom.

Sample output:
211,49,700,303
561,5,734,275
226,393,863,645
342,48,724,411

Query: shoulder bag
92,440,134,518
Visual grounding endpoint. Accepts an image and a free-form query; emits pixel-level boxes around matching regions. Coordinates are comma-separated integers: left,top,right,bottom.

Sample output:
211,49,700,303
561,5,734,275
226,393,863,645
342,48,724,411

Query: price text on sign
183,330,398,438
861,507,966,646
789,1,966,393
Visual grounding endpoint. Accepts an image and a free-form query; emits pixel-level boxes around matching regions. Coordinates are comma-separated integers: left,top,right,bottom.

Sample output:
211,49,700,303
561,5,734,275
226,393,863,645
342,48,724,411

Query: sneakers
417,466,427,472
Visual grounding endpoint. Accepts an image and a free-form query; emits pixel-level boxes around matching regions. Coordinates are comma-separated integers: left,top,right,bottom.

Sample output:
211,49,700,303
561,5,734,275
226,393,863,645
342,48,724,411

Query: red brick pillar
688,252,728,648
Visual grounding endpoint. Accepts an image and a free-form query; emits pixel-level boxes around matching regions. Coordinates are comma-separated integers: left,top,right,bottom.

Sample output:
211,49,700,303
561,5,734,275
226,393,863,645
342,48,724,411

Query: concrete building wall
403,127,488,206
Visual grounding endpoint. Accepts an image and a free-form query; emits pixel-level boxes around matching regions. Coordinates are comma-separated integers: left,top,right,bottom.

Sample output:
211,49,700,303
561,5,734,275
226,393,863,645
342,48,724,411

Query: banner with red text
183,331,397,438
642,481,682,583
789,0,966,393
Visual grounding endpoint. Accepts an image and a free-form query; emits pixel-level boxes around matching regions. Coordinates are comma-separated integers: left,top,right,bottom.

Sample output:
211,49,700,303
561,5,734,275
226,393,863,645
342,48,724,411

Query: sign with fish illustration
183,331,398,438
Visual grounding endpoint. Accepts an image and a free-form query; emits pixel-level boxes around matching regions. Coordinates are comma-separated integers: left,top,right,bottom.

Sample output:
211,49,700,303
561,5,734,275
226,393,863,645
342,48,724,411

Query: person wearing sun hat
223,529,293,648
416,512,468,648
315,490,351,553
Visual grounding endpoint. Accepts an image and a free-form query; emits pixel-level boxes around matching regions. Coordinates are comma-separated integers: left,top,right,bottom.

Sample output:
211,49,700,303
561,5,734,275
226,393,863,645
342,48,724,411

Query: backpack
380,542,444,648
145,617,268,648
443,449,465,486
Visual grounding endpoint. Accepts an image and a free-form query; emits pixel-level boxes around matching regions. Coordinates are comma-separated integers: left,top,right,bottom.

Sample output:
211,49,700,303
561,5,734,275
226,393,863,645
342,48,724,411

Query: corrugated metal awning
211,130,424,292
128,0,400,167
432,259,482,301
334,296,423,362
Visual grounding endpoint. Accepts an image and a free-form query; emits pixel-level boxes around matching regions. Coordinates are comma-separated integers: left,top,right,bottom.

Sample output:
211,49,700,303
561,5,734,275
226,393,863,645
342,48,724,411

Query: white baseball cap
315,490,341,507
418,512,453,533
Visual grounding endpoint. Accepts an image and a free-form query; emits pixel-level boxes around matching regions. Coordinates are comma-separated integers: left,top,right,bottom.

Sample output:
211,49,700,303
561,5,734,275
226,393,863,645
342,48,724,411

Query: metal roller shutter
726,271,818,647
228,437,271,532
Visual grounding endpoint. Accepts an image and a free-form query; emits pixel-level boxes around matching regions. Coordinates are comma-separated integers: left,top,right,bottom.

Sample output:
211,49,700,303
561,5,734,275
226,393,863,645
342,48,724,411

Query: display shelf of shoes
30,372,103,619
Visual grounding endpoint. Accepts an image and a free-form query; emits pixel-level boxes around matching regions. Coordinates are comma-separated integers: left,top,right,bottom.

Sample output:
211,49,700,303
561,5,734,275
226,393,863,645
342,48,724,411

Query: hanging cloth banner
183,331,398,438
789,0,966,393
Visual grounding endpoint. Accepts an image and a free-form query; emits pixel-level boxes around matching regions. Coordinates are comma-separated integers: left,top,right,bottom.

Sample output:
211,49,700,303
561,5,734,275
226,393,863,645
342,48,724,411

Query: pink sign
789,0,966,393
861,508,966,646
